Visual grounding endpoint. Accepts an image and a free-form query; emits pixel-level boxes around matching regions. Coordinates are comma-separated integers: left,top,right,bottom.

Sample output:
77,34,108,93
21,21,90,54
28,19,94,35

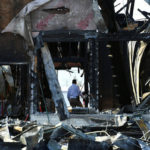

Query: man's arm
77,86,83,98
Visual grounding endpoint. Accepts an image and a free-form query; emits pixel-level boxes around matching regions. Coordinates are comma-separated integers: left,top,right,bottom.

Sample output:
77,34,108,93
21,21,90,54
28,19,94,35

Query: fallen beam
41,43,69,120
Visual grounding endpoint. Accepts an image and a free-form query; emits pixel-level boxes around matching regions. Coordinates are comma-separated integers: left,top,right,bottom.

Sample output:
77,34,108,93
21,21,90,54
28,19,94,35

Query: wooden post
30,53,38,114
41,43,69,120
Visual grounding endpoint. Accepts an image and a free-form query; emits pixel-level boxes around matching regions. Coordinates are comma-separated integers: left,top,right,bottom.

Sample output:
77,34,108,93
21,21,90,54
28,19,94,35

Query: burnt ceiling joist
39,30,150,42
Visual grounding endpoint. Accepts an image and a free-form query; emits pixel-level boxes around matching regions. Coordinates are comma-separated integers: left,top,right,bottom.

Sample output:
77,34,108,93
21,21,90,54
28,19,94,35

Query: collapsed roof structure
0,0,150,149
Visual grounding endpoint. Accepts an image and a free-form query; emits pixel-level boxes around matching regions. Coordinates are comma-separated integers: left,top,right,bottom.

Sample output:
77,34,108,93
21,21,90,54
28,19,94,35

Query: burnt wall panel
30,0,106,31
0,33,29,63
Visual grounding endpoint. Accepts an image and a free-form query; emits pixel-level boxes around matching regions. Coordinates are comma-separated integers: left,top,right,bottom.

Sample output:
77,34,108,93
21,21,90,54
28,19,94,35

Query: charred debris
0,0,150,149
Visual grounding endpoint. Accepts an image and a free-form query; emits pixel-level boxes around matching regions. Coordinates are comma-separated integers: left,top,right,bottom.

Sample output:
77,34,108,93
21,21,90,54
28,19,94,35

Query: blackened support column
99,42,114,110
88,39,99,109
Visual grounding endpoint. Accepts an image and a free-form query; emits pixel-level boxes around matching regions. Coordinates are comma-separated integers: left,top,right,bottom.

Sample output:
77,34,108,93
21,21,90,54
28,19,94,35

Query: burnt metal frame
35,30,150,110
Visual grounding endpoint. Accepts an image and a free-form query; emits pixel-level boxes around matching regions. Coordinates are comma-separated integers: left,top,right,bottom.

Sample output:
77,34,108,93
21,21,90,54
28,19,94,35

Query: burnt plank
41,43,69,120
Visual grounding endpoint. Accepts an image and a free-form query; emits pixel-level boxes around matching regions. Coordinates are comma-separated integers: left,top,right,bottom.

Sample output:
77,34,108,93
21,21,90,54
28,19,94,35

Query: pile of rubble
0,111,150,150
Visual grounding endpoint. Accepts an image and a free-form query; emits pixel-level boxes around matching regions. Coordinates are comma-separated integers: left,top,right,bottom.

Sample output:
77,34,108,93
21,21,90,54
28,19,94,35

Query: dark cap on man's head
72,79,76,84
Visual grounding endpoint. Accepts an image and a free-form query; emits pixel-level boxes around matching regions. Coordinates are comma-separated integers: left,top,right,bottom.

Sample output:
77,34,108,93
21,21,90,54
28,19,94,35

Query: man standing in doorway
67,79,83,107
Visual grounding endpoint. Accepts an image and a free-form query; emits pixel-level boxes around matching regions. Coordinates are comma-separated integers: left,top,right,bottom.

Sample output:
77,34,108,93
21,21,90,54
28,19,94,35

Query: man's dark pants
69,98,82,107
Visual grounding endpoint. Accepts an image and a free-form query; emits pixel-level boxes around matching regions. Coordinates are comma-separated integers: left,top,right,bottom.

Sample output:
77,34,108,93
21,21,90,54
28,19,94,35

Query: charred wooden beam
117,0,132,14
41,43,69,121
97,0,117,32
99,42,114,110
138,9,150,19
40,31,150,42
54,62,82,69
130,0,135,17
88,39,99,109
30,54,38,114
53,57,85,63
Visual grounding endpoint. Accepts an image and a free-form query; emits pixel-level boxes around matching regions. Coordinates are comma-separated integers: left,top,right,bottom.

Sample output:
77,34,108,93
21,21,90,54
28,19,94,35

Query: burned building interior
0,0,150,150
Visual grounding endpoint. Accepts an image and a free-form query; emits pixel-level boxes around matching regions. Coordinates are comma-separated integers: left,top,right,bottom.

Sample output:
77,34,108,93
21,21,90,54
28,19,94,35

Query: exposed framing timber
41,43,69,120
39,30,150,42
